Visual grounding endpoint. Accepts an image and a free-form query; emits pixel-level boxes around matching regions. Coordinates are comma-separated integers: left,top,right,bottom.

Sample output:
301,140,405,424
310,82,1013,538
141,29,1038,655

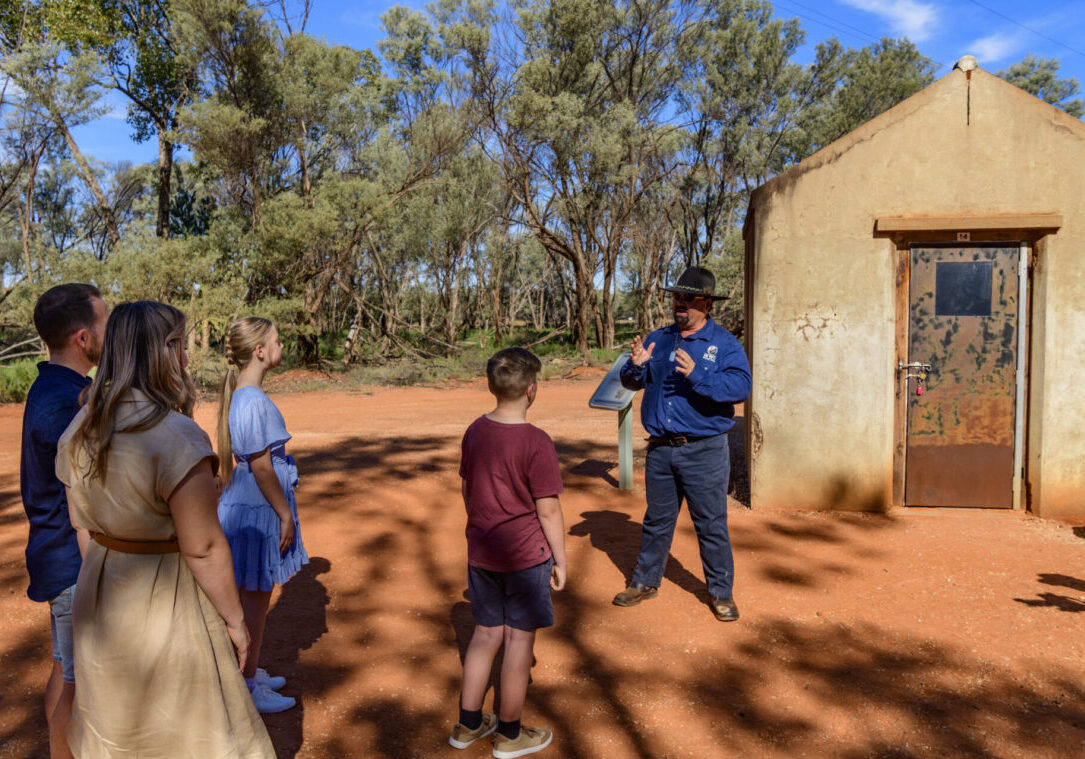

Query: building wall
746,68,1085,517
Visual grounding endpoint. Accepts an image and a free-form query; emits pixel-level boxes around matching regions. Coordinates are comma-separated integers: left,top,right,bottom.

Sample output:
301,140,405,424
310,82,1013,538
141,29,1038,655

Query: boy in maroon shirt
450,348,567,758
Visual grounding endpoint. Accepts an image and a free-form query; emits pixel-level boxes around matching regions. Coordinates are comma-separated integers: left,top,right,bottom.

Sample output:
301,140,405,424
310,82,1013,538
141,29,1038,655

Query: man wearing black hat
613,266,752,621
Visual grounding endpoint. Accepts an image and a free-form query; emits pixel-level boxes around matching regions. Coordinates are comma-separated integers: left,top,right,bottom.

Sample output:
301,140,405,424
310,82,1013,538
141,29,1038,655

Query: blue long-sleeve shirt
20,362,89,602
620,318,751,438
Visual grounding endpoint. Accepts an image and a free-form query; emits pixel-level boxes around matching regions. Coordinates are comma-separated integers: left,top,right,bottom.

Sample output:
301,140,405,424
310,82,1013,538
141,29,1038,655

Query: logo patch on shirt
702,345,718,362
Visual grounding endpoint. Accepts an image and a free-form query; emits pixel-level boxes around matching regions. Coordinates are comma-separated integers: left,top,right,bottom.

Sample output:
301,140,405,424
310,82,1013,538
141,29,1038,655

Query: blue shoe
251,683,295,713
256,667,286,691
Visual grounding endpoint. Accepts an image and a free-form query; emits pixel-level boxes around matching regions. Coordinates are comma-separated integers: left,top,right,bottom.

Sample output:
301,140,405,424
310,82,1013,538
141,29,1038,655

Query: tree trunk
366,230,398,341
59,122,120,253
297,119,312,202
490,258,504,344
570,257,594,356
17,147,42,285
156,130,173,238
600,263,615,349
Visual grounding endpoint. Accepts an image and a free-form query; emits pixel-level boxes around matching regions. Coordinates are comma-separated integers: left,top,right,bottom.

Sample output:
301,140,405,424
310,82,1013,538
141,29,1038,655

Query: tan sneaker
612,583,659,607
449,713,497,749
492,725,553,758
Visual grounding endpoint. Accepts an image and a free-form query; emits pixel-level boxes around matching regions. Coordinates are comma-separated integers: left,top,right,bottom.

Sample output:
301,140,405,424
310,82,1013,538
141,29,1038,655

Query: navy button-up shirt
20,362,89,602
620,318,751,438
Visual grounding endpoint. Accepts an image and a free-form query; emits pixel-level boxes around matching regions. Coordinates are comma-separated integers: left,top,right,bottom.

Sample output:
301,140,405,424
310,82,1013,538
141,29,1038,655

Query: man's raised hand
674,348,695,376
631,335,655,366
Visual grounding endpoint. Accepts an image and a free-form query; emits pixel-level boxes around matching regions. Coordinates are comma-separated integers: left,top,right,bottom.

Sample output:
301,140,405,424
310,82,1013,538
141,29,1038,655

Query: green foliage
0,359,39,403
0,0,977,375
801,37,935,152
997,55,1084,119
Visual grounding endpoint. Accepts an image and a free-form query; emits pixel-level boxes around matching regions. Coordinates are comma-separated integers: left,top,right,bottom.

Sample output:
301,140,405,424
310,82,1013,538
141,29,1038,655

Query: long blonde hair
217,316,275,485
69,301,196,481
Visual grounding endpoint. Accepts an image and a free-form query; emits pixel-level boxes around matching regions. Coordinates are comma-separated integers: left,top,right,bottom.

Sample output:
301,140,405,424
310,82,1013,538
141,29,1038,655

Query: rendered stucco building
743,58,1085,520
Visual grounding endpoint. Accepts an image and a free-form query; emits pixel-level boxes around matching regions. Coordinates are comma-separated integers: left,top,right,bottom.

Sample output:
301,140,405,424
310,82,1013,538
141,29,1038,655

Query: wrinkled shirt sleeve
685,336,752,404
619,358,645,390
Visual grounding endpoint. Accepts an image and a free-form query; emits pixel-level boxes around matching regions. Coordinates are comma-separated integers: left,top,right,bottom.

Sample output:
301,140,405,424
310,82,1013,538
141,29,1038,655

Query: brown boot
612,583,659,607
710,597,739,622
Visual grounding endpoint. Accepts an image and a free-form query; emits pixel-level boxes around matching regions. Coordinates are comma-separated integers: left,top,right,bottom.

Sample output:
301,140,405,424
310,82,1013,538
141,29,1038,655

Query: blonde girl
217,317,308,713
57,301,274,757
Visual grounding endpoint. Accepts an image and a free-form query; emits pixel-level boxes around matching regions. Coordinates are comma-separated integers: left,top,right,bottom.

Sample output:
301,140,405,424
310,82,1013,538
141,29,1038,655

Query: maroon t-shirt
459,415,564,572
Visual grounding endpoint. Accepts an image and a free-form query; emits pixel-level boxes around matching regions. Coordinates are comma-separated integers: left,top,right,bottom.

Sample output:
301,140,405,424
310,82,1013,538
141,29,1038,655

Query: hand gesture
550,562,566,591
226,618,250,670
630,335,655,366
674,348,695,376
279,514,295,555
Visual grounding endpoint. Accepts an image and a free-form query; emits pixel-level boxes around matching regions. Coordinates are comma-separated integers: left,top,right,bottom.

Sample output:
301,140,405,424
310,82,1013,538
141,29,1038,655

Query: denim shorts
49,584,76,684
468,558,554,631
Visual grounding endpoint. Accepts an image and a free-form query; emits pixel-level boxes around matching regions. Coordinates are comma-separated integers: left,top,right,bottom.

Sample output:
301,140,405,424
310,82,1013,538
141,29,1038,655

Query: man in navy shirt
613,267,752,621
20,283,107,759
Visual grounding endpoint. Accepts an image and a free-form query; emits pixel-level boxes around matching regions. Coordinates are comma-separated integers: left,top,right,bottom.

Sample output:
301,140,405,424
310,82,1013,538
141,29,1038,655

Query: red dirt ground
2,375,1085,758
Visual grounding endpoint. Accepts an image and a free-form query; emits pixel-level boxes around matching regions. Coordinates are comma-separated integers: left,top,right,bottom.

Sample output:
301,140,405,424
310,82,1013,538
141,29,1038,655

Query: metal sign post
588,351,637,490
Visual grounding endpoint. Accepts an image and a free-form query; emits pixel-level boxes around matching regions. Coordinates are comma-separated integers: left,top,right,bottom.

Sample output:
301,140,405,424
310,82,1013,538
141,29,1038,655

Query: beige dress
57,391,275,759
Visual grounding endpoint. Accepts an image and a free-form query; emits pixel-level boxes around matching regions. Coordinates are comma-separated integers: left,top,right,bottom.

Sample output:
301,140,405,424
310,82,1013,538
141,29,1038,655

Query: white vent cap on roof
954,55,979,72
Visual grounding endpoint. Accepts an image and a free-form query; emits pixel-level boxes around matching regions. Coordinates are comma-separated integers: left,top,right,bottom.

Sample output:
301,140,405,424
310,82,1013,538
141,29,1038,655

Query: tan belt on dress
91,532,180,554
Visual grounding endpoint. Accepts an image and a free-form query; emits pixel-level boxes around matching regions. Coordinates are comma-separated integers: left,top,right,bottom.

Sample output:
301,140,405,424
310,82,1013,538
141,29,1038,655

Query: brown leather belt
647,434,711,447
91,532,179,554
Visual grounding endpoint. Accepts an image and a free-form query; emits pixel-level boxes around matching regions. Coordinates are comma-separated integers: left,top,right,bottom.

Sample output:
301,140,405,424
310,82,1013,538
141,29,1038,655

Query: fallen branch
524,327,565,348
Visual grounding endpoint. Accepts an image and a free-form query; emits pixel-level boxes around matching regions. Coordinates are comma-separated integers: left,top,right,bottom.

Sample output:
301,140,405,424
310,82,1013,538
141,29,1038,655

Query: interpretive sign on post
588,351,636,490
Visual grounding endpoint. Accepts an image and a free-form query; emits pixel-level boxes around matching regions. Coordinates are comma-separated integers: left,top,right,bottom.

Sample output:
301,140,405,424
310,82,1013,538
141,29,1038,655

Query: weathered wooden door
905,246,1020,508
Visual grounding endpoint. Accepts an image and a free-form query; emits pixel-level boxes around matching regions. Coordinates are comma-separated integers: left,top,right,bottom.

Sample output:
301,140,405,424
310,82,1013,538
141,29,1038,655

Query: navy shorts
468,557,554,631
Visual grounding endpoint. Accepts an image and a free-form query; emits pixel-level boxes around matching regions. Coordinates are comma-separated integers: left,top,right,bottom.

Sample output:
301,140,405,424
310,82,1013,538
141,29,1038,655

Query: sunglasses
672,293,707,304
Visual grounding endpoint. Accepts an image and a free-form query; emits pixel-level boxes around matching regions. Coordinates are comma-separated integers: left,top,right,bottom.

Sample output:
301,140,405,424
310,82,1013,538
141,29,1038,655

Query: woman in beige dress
57,301,275,759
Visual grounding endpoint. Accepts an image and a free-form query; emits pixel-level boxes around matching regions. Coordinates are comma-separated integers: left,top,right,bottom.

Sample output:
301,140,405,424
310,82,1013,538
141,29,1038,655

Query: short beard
84,335,102,365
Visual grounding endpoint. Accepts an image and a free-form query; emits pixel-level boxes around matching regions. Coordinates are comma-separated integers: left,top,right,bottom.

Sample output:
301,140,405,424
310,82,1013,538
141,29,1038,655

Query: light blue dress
218,386,308,591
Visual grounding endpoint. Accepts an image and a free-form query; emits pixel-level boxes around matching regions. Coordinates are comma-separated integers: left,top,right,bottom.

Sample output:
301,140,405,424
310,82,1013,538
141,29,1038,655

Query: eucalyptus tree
451,0,694,353
997,54,1083,118
671,0,840,268
173,0,284,224
1,37,121,253
800,37,935,151
80,0,200,239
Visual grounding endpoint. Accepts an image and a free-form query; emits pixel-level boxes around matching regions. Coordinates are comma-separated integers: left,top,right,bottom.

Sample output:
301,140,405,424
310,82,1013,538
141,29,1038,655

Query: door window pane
935,261,992,316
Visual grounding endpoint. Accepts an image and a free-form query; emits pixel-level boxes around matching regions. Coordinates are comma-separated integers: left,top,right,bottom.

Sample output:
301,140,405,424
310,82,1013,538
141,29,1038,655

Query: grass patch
0,359,40,403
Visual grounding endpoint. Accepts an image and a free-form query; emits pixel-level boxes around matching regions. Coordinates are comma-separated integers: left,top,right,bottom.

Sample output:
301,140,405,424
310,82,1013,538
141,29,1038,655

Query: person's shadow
568,510,711,603
260,556,333,757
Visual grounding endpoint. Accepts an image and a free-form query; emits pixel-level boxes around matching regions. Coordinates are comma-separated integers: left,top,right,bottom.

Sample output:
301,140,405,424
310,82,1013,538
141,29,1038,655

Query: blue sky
72,0,1085,165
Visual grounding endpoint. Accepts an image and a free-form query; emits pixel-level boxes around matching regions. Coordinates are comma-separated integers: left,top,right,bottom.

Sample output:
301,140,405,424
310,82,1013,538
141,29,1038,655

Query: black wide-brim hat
660,266,728,300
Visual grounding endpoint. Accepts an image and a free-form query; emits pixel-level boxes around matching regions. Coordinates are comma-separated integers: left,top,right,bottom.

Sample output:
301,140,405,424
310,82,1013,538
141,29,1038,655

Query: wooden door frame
875,214,1061,509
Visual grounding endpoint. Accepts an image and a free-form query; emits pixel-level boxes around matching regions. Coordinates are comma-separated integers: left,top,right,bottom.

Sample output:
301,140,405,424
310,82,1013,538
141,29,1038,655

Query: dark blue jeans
631,434,734,600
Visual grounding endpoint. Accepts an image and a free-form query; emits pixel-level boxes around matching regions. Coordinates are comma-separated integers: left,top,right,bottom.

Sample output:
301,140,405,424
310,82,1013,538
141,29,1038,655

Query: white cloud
967,30,1029,67
839,0,939,42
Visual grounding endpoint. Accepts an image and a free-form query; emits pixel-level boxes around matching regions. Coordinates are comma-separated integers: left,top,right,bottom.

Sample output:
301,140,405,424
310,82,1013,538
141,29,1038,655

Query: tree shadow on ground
568,509,713,606
261,557,334,758
682,618,1085,758
292,436,458,501
566,459,619,488
0,473,24,528
1013,573,1085,613
0,627,52,758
